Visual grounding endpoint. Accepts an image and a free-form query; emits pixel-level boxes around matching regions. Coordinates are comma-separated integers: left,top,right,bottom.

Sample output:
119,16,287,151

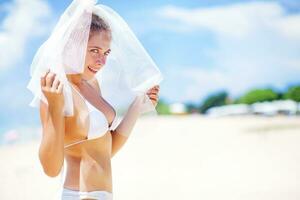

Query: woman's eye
91,49,99,53
104,50,111,56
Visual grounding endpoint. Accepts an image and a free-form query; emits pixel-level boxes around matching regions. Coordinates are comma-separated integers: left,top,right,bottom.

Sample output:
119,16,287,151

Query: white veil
26,0,163,199
93,4,163,116
27,0,93,117
27,0,163,117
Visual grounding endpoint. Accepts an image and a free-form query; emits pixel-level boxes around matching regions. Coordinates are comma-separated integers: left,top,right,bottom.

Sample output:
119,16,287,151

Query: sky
0,0,300,139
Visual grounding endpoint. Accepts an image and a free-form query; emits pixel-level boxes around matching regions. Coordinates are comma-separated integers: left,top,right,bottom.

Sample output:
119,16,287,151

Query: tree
284,85,300,102
185,102,199,114
199,91,228,113
237,88,278,104
156,99,171,115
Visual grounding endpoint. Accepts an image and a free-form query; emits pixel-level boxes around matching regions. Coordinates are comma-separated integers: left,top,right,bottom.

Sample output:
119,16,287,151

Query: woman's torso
63,80,116,193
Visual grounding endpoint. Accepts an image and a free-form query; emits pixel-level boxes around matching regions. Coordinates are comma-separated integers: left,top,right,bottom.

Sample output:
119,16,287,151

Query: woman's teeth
88,66,98,73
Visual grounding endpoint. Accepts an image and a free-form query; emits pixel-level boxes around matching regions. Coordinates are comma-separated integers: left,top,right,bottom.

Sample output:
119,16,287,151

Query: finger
147,88,159,95
153,89,159,94
45,73,56,88
57,82,64,93
149,95,158,101
148,93,158,98
41,70,50,88
148,86,157,92
42,69,50,79
146,93,157,99
40,76,46,87
52,76,60,90
150,98,158,106
153,87,160,92
148,95,157,98
147,92,157,96
150,98,158,103
148,94,158,98
148,89,158,93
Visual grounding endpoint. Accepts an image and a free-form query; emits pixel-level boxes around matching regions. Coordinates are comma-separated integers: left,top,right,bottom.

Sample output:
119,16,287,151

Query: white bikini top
64,82,118,149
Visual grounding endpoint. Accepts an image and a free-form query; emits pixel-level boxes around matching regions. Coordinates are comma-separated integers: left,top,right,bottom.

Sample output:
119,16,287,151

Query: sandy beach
1,115,300,200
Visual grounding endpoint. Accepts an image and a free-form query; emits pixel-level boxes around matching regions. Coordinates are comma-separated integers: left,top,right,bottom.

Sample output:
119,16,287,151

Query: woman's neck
67,74,85,86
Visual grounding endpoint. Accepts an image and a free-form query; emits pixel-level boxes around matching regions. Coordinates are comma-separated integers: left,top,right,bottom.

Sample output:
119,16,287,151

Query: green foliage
284,86,300,102
237,88,278,104
157,85,299,115
185,103,200,113
156,99,171,115
199,91,228,113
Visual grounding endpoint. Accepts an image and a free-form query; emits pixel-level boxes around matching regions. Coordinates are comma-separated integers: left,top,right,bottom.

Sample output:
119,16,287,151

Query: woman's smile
88,65,99,73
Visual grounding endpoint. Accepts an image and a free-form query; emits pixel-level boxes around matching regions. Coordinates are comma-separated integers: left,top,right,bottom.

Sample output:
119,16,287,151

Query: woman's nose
96,55,106,65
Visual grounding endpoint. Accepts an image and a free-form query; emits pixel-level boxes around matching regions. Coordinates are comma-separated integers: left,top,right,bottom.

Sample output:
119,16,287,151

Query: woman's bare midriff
63,131,113,193
62,81,115,193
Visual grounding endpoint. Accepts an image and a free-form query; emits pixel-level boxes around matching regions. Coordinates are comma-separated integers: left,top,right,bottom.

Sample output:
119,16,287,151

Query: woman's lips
88,66,99,73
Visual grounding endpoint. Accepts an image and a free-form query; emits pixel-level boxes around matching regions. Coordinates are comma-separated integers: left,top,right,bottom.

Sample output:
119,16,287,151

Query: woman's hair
89,13,111,37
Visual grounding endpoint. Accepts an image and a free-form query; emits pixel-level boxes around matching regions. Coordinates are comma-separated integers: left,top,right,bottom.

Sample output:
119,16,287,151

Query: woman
28,1,162,199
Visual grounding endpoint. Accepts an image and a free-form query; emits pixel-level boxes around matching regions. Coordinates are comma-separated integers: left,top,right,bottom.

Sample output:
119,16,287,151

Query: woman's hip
61,187,113,200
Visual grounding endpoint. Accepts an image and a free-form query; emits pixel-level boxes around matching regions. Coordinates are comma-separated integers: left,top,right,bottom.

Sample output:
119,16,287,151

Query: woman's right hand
41,70,64,108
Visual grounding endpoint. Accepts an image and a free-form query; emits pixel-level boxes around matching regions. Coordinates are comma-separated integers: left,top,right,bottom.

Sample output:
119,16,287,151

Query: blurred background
0,0,300,199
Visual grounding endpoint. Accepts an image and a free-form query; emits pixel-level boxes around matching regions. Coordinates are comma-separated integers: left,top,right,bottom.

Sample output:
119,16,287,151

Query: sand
1,115,300,200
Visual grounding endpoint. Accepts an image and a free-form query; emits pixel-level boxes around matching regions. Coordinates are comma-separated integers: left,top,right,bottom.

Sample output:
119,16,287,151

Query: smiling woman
84,14,112,78
26,0,163,199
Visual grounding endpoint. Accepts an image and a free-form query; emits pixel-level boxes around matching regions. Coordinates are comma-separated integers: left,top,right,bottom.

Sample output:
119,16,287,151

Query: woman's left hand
146,85,160,107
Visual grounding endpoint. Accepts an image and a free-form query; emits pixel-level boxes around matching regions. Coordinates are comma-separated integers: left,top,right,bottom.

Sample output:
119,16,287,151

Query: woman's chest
63,83,116,151
64,103,90,142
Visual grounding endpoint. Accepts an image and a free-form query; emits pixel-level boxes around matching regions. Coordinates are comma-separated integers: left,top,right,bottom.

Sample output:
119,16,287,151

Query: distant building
206,100,299,117
169,103,187,115
207,104,251,117
251,102,278,116
251,100,298,116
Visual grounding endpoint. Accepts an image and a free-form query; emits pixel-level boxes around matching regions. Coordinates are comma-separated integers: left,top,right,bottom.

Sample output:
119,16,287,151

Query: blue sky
0,0,300,139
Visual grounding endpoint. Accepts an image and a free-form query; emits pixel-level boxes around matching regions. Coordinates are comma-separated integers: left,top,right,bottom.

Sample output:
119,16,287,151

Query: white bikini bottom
61,187,113,200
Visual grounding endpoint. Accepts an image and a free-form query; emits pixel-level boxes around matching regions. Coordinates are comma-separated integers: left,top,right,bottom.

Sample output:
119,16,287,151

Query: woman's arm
39,71,65,177
110,98,142,158
111,85,160,158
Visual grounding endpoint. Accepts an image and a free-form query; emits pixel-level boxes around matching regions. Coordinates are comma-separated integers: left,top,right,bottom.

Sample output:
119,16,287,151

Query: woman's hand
146,85,160,107
40,70,64,108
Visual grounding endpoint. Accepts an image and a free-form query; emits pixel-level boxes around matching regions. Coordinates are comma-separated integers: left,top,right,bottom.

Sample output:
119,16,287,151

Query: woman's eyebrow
89,46,111,52
89,46,102,49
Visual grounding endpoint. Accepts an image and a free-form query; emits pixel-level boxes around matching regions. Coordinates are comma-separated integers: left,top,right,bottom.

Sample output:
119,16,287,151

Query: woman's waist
65,153,112,175
64,173,113,193
64,153,112,189
64,163,113,193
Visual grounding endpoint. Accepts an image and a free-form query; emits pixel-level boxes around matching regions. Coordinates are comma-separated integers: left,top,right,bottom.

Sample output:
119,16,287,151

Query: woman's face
82,30,112,80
